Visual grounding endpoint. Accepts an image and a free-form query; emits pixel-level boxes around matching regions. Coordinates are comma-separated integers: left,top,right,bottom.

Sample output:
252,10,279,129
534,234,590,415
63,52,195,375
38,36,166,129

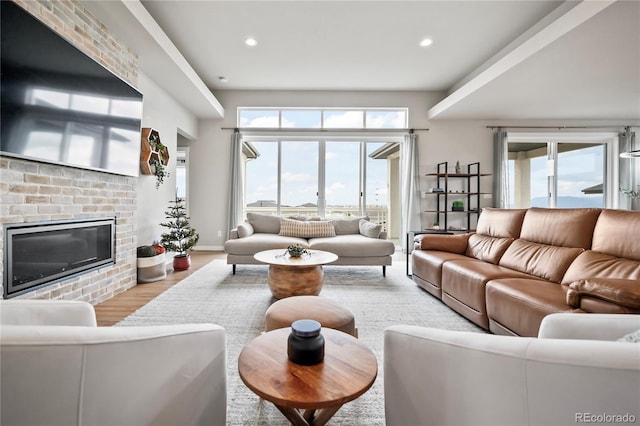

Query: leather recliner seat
411,207,640,336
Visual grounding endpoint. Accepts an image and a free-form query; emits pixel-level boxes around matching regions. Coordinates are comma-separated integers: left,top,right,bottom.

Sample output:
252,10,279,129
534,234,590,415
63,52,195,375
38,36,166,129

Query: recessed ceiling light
419,38,433,47
218,76,228,83
245,37,258,47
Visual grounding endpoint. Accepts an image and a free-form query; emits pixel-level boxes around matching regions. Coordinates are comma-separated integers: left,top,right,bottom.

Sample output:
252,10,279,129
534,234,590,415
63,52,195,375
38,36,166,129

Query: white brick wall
0,1,139,303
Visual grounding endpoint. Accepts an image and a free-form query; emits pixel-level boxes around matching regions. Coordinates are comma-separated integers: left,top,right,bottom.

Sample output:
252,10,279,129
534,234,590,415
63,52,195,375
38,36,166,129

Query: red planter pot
173,254,191,271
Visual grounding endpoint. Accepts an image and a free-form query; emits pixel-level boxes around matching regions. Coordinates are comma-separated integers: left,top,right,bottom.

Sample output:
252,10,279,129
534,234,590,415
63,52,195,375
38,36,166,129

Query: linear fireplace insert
3,217,115,298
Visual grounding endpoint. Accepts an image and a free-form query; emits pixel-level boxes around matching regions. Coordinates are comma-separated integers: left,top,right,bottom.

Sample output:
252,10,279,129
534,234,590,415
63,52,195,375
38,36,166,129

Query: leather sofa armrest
414,233,471,254
567,278,640,310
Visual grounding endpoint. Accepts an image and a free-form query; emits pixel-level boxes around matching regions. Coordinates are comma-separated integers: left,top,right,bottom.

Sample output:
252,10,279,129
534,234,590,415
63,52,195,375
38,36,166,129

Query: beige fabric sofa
384,313,640,426
225,213,396,275
412,207,640,336
1,300,227,426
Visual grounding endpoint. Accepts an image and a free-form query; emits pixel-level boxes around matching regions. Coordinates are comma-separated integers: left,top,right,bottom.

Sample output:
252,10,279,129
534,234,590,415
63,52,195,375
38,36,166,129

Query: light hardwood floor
94,251,225,326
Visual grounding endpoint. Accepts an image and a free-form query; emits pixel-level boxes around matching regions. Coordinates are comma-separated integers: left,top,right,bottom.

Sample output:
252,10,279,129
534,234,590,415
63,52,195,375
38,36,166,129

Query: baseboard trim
194,245,224,251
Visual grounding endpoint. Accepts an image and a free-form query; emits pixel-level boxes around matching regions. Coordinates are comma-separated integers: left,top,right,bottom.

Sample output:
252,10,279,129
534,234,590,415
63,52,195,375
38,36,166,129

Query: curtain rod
222,127,428,132
486,125,634,130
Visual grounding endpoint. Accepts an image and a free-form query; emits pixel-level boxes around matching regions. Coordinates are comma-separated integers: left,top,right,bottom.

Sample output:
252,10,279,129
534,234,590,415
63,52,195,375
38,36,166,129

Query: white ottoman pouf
265,295,357,337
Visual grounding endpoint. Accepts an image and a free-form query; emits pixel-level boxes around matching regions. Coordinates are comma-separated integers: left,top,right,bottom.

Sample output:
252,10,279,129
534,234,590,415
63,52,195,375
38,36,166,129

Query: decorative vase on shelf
455,161,461,174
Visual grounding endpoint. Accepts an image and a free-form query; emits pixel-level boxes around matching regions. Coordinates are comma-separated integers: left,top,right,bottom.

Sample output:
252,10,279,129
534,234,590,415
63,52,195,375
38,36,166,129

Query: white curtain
493,129,510,208
400,132,422,253
619,128,638,210
227,130,244,236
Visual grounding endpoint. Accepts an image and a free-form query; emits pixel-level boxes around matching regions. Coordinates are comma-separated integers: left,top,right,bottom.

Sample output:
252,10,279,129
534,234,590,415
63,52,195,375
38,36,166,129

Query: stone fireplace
0,0,139,303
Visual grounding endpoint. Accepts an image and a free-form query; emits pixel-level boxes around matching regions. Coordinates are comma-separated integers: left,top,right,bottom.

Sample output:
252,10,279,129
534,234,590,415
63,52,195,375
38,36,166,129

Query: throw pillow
332,216,369,235
617,329,640,343
279,218,336,238
237,223,254,238
359,219,382,238
247,212,281,234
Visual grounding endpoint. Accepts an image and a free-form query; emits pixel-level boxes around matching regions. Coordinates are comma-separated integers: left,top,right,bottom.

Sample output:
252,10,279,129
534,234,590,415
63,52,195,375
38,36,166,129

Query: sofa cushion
237,223,254,238
486,278,583,337
591,209,640,260
417,233,470,253
465,234,514,264
411,251,469,294
519,207,601,249
286,215,322,221
561,251,640,284
442,260,537,310
332,216,368,235
308,234,394,257
224,233,308,256
279,218,336,238
359,219,381,238
441,259,538,329
247,213,282,234
499,240,583,283
476,208,527,238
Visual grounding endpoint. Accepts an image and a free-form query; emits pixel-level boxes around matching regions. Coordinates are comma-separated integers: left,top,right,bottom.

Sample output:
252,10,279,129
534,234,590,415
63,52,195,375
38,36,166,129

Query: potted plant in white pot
160,197,199,271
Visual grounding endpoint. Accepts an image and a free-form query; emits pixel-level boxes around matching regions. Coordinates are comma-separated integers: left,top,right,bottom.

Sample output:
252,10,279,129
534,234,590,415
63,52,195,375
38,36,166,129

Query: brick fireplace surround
0,0,139,303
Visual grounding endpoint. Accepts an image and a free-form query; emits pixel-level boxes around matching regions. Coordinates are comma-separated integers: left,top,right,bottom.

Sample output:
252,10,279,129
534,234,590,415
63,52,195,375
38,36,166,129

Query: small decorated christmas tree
160,197,199,269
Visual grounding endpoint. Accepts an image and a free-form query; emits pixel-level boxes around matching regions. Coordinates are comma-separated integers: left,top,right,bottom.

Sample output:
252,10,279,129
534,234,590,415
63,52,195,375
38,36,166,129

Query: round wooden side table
238,328,377,425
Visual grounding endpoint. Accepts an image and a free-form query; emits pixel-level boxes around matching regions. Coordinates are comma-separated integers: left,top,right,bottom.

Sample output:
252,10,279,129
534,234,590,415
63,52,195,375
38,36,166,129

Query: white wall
136,72,198,246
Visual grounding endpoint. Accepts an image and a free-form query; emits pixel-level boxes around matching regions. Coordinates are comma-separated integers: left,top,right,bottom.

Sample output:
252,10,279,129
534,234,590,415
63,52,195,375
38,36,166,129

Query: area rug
117,259,483,425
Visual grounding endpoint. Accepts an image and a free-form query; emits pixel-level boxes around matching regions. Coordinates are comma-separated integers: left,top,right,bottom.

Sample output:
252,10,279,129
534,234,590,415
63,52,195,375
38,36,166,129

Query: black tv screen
1,1,142,177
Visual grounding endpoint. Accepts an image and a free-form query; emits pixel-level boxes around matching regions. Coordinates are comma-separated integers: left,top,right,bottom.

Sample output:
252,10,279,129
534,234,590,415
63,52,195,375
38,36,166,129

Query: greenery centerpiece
148,132,169,189
160,197,199,270
287,244,310,258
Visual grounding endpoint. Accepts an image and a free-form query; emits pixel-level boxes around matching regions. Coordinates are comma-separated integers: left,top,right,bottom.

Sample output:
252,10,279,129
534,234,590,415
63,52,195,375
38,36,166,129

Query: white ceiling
82,1,640,121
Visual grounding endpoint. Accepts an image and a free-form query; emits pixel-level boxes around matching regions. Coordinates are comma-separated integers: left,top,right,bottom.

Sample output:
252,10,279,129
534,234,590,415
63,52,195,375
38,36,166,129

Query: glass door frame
507,132,619,208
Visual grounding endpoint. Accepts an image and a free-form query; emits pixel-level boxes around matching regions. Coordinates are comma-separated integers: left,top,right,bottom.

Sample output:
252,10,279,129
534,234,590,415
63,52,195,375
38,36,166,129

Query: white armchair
384,313,640,426
1,300,227,426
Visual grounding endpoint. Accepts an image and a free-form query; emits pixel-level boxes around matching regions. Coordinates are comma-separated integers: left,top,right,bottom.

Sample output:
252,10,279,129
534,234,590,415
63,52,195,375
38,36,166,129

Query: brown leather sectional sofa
411,207,640,336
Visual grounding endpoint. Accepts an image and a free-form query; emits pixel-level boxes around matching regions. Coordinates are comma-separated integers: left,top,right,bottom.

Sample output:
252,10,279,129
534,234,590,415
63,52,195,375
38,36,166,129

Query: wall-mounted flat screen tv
1,1,142,177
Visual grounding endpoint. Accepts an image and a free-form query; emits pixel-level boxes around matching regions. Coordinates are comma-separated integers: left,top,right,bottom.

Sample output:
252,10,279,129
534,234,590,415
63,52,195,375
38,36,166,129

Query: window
238,108,407,130
239,108,407,236
507,133,616,208
243,140,392,226
280,141,319,214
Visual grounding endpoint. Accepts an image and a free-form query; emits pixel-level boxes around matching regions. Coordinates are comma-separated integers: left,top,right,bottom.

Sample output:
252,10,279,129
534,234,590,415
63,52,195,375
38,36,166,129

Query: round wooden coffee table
238,328,377,426
254,249,338,299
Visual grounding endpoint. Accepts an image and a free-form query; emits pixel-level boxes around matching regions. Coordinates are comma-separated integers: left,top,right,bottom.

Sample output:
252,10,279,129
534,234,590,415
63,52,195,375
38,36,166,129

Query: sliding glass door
508,138,608,208
556,143,605,208
243,139,394,230
280,141,319,215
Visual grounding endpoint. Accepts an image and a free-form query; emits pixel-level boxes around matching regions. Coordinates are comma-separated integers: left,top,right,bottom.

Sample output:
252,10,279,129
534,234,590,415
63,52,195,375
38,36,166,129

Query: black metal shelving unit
424,161,490,231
